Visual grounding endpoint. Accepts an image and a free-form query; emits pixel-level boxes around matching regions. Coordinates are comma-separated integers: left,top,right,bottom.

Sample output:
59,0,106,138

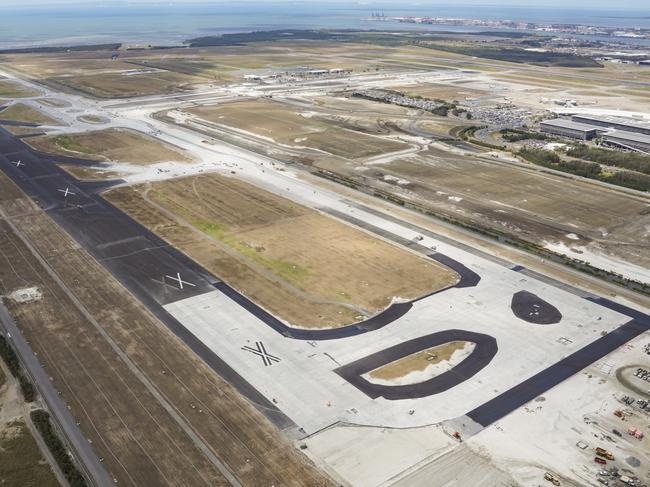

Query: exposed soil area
368,341,469,382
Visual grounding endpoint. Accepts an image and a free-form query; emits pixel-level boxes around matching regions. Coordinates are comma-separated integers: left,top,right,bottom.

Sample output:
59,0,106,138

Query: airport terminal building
540,119,600,140
540,114,650,152
571,114,650,136
602,130,650,152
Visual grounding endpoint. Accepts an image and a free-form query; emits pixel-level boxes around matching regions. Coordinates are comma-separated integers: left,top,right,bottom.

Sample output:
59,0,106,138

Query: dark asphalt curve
335,330,498,400
467,318,649,427
215,250,479,341
511,290,562,325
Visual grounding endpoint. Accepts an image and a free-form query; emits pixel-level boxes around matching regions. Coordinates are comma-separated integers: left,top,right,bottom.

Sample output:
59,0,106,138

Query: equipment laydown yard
107,173,458,328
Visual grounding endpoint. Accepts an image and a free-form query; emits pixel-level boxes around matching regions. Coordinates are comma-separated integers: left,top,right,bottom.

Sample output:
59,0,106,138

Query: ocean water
0,2,649,49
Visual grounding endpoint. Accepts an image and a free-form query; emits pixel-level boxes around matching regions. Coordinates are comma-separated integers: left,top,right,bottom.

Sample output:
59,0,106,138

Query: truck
544,472,561,486
595,457,607,465
595,447,615,460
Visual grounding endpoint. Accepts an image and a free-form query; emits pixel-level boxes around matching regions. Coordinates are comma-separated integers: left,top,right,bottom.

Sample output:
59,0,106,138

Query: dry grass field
3,39,649,100
357,148,650,270
0,52,204,98
0,364,59,487
37,98,68,108
59,71,200,98
0,79,38,98
0,218,230,487
58,164,123,181
188,99,407,159
368,341,469,382
0,421,60,487
106,173,458,329
0,103,61,125
0,125,44,137
27,128,191,164
0,173,334,487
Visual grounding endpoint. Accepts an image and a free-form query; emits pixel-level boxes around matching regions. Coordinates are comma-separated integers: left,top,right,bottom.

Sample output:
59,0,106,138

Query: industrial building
540,119,600,140
571,114,650,136
602,130,650,153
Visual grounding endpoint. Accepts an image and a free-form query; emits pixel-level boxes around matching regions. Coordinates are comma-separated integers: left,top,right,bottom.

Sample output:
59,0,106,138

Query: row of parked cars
634,368,650,381
621,395,650,413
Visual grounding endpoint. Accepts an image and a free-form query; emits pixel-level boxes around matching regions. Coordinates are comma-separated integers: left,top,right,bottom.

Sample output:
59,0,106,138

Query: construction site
0,29,649,487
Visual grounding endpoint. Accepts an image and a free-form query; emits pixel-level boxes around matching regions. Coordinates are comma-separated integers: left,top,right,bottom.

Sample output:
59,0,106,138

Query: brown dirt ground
0,103,61,125
36,98,67,107
106,173,458,329
369,341,468,381
26,128,191,164
0,420,60,487
188,99,408,159
0,363,60,487
58,164,123,181
0,172,334,487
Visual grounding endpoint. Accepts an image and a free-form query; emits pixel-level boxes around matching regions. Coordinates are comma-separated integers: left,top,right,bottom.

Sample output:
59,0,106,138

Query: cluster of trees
499,129,551,143
518,148,650,191
456,125,505,150
605,171,650,192
567,144,650,175
451,107,472,119
31,410,88,487
0,335,35,402
457,125,482,140
0,44,120,55
189,30,339,47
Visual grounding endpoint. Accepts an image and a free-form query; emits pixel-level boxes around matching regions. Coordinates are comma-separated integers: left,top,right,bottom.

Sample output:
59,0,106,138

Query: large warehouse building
571,114,650,136
602,130,650,152
540,119,600,140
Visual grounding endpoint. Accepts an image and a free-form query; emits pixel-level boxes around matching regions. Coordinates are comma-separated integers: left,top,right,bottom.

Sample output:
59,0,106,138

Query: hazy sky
0,0,647,6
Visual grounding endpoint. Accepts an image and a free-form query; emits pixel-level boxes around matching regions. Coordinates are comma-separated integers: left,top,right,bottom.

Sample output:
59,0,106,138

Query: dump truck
595,447,615,460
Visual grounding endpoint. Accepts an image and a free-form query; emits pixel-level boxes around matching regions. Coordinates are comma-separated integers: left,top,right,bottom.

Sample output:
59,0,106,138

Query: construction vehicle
596,447,615,460
544,472,561,485
595,457,607,465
